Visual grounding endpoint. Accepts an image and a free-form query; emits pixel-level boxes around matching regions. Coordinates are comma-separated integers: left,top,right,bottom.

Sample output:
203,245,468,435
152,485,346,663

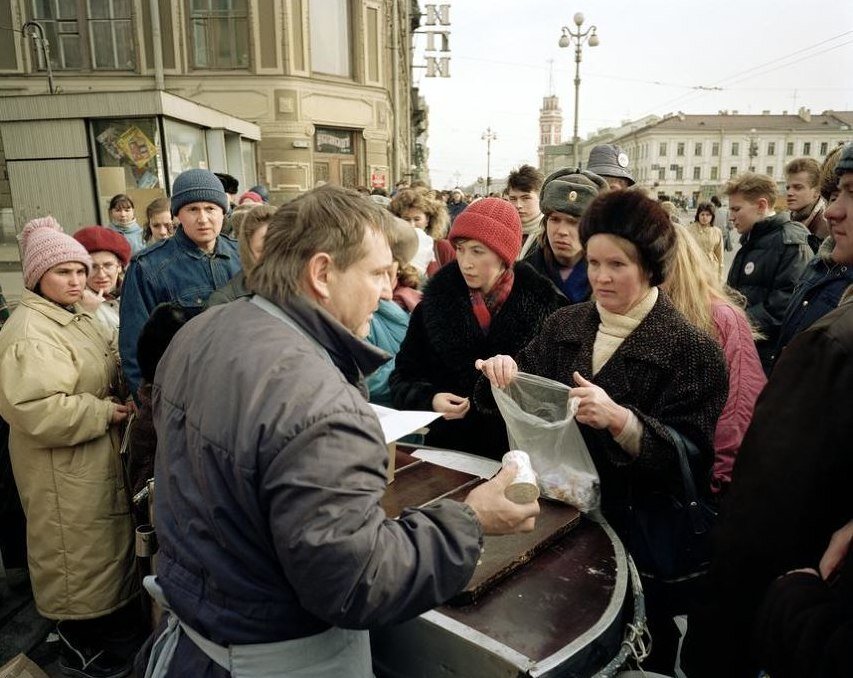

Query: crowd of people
0,141,850,678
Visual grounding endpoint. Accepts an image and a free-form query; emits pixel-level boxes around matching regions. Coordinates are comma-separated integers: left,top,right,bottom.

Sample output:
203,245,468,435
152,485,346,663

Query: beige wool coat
0,290,136,619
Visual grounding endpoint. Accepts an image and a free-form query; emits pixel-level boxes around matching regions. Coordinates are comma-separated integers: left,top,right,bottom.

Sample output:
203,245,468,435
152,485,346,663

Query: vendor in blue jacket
119,168,241,394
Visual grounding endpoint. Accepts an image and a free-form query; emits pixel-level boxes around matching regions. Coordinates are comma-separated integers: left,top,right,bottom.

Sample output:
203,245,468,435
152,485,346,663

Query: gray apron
142,577,373,677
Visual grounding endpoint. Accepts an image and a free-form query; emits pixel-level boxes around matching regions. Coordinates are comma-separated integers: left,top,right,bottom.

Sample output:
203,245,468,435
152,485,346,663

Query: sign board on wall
370,166,388,189
420,4,451,78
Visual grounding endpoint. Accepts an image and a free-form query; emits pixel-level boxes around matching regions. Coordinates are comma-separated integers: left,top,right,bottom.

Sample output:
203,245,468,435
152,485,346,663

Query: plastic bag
492,372,600,511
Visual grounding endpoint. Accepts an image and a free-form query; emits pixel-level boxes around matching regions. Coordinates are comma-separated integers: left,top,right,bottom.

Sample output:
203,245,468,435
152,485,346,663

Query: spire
547,58,555,96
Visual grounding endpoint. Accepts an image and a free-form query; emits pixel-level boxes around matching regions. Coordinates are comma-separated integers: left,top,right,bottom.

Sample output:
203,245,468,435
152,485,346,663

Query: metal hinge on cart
594,555,651,677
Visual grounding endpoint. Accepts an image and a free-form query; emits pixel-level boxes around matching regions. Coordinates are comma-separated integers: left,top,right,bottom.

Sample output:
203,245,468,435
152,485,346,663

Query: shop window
29,0,135,70
92,118,165,220
241,139,257,188
189,0,249,69
163,119,209,188
310,0,351,77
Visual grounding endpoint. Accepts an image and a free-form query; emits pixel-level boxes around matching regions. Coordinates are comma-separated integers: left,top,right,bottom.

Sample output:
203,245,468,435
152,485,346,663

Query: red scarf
469,268,515,334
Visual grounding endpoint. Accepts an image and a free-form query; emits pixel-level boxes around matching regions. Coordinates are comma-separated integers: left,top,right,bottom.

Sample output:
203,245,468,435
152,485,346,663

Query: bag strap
661,425,708,535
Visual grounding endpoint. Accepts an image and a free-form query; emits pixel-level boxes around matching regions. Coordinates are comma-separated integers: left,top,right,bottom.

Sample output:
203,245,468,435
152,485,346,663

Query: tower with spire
538,59,563,168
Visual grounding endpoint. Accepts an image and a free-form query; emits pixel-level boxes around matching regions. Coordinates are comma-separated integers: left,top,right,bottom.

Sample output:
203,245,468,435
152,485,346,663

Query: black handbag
626,425,717,582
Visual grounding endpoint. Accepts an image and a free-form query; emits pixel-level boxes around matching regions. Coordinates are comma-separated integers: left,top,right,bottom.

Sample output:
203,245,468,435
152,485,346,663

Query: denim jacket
119,227,240,394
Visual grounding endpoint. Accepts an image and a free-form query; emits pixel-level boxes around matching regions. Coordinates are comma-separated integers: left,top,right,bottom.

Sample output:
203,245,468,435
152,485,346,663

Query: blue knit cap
171,168,229,215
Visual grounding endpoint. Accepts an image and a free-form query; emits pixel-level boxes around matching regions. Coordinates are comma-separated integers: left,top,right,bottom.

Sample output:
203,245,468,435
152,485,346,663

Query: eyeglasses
91,263,118,273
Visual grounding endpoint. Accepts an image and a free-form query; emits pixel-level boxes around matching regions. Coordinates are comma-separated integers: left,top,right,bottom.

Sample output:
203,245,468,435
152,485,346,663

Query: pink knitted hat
20,216,93,290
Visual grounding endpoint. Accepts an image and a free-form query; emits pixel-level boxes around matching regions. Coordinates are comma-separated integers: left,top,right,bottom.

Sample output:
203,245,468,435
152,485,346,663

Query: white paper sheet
369,404,441,444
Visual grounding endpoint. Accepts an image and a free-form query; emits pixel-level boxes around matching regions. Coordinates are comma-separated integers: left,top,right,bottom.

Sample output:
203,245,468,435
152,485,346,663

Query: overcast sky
413,0,853,189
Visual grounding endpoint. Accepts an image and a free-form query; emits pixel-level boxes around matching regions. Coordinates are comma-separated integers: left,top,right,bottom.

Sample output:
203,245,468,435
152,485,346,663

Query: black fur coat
390,261,566,459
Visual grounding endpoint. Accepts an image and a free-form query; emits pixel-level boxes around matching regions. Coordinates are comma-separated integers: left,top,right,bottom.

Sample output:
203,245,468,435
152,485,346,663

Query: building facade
0,0,424,304
616,109,852,202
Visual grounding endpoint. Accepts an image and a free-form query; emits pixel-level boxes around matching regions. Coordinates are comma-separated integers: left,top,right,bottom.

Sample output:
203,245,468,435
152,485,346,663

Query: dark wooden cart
372,448,643,677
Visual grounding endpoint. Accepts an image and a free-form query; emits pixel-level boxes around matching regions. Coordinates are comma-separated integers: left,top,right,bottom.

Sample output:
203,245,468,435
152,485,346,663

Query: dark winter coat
752,561,853,678
390,260,566,459
149,295,483,676
682,298,853,678
206,270,250,308
726,212,812,372
475,292,728,537
523,243,591,303
773,249,853,364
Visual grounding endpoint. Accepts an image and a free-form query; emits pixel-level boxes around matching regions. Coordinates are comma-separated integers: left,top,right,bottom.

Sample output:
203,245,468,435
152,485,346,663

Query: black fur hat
579,190,676,286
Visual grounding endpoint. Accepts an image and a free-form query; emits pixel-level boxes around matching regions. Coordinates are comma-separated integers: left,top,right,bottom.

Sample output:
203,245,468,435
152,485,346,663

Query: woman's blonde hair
389,187,449,239
238,203,276,271
665,225,760,340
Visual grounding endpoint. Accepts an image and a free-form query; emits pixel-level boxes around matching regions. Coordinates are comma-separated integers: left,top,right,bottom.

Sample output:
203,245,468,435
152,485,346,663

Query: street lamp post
482,127,497,194
558,13,599,169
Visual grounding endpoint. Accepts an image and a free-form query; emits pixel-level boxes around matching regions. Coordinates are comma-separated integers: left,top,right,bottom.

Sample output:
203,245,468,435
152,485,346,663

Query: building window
658,167,665,181
659,142,667,156
29,0,135,70
820,142,828,155
766,166,774,176
712,142,720,157
767,142,776,156
786,141,794,155
710,166,718,181
693,166,701,180
677,142,685,157
730,166,737,178
694,142,702,156
310,0,351,76
731,142,740,156
190,0,249,69
675,166,683,180
803,141,812,155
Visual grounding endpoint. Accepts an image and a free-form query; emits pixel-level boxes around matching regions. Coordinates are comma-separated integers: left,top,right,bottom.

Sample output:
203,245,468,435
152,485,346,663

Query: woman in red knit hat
389,197,566,459
73,225,132,335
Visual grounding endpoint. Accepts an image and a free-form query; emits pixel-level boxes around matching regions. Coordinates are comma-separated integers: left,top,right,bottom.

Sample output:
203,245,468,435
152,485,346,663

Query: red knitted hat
20,216,93,291
73,225,132,266
448,197,522,267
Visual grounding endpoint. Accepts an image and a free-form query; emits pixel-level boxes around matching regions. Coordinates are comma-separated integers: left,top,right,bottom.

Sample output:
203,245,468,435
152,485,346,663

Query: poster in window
96,126,124,161
116,126,158,168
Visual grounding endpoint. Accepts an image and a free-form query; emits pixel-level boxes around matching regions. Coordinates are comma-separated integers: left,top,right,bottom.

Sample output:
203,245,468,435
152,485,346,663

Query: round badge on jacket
617,153,629,168
744,262,755,275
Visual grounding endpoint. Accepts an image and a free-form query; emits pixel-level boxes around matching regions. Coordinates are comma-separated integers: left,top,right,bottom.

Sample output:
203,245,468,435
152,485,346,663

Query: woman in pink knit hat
0,217,139,678
389,197,566,458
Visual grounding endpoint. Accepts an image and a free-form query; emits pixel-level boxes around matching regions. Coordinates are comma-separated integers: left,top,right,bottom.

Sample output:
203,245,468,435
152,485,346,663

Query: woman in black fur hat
477,190,728,674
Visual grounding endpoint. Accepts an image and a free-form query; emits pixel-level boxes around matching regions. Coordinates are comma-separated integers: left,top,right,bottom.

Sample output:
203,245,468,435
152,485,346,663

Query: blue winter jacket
366,299,410,407
119,227,240,394
773,249,853,365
